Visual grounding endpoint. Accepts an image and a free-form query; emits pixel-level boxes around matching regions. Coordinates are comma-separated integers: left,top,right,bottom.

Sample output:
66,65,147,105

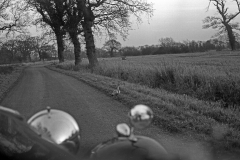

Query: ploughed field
54,50,240,150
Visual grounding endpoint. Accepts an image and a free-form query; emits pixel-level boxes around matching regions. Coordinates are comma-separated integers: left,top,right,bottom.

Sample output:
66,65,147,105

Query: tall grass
56,51,240,107
92,60,240,107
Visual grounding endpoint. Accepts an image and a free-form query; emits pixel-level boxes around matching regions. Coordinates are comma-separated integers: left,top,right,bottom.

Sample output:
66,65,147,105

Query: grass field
58,51,240,107
53,50,240,150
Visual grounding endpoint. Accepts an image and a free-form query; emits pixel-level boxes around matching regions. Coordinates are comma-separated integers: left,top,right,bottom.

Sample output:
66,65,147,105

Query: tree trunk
69,31,81,66
37,48,42,61
225,24,236,51
28,54,31,62
78,2,98,68
39,52,42,61
82,21,98,68
10,52,14,64
56,33,65,63
110,48,114,57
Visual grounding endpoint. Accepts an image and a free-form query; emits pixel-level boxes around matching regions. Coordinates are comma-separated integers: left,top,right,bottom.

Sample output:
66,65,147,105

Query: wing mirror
27,107,80,154
116,104,153,140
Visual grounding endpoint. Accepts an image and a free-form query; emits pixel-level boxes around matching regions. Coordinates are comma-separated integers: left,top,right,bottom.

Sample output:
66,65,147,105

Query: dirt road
1,64,239,160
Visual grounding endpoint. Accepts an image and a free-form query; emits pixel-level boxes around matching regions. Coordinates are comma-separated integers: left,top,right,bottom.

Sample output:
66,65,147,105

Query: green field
54,50,240,149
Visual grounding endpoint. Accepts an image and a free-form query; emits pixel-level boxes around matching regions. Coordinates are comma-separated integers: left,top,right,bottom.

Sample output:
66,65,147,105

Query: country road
0,64,239,160
0,64,132,157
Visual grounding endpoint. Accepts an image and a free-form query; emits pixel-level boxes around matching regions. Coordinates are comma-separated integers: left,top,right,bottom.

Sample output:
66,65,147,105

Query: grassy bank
57,51,240,108
0,65,25,103
48,51,240,150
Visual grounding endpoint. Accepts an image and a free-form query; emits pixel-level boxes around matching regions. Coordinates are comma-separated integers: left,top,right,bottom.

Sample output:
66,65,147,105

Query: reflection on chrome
27,108,80,154
129,104,153,129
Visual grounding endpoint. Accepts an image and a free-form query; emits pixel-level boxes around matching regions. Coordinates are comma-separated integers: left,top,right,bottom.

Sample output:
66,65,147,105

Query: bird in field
111,86,120,96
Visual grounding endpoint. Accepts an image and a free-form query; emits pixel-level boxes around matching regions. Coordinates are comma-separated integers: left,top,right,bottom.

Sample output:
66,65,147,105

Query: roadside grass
0,66,14,74
56,51,240,107
0,64,25,103
94,60,240,107
48,51,240,150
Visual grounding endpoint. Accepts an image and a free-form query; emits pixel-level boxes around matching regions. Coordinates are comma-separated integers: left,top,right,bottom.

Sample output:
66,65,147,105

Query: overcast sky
95,0,240,47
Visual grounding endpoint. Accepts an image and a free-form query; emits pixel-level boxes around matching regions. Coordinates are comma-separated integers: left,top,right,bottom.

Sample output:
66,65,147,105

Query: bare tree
0,0,30,34
15,34,35,62
1,39,18,63
159,37,175,48
1,34,36,63
28,0,83,65
203,0,240,50
27,0,68,63
103,38,121,57
32,34,54,61
0,0,12,31
26,0,152,66
40,45,56,60
74,0,153,67
64,0,84,65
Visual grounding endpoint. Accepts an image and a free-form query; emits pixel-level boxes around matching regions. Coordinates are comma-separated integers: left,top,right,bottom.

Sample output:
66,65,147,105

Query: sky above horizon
3,0,240,48
95,0,240,48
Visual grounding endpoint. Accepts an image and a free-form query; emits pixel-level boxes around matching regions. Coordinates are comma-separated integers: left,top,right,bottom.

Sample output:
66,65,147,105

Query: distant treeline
95,37,240,58
4,36,237,63
0,35,57,64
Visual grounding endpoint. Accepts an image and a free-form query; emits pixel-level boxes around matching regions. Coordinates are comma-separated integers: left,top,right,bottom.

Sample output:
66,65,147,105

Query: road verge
0,65,26,103
46,64,240,152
